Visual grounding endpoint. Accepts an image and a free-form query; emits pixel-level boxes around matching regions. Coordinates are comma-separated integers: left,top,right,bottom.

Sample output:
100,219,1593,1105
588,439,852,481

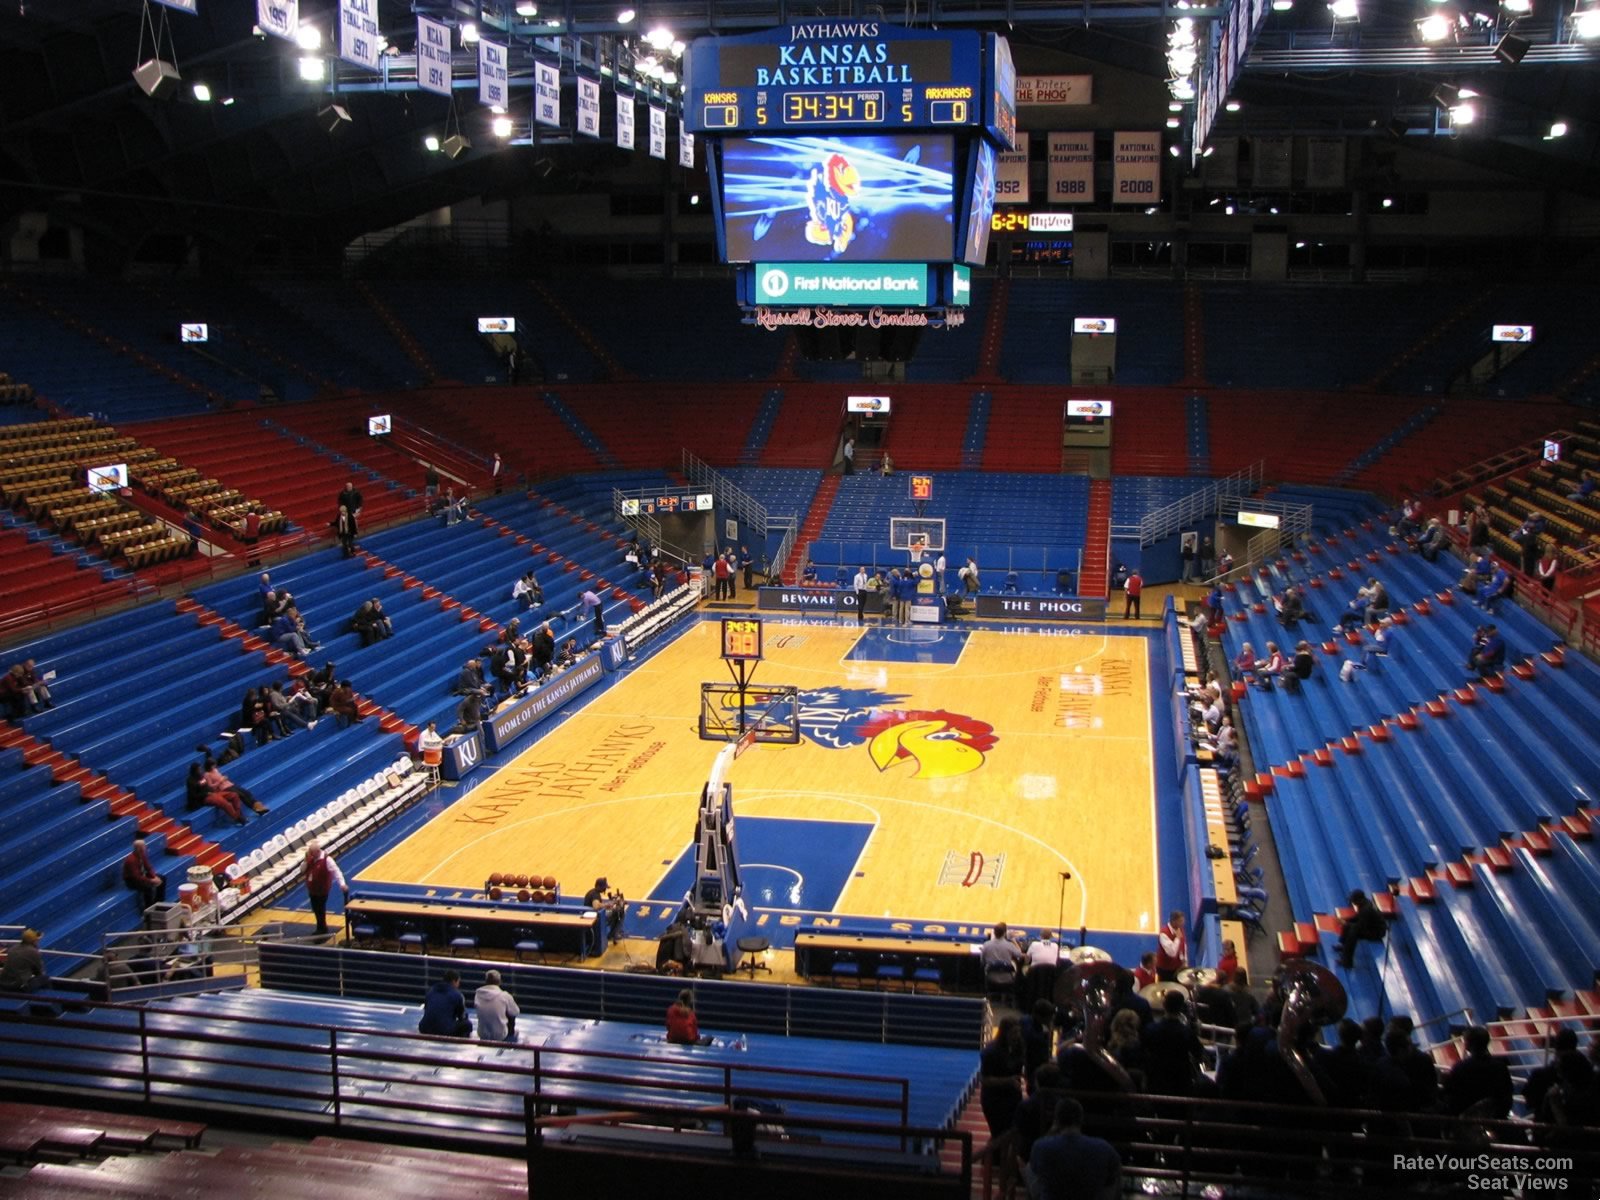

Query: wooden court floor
360,621,1160,936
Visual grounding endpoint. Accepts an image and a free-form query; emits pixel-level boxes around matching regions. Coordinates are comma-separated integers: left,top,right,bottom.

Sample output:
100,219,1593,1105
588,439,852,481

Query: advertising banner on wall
1016,75,1093,105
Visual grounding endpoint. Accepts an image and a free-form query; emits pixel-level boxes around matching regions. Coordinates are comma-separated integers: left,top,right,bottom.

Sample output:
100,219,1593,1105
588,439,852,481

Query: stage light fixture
424,134,441,151
295,24,321,50
317,104,352,133
491,115,513,138
1271,0,1294,10
298,55,325,82
1330,0,1359,19
133,58,181,98
1450,101,1477,124
1494,31,1530,62
1168,144,1181,156
461,22,479,43
1546,120,1568,137
1225,98,1241,112
618,8,636,23
1418,13,1452,39
515,1,539,14
1166,116,1181,128
1576,6,1600,36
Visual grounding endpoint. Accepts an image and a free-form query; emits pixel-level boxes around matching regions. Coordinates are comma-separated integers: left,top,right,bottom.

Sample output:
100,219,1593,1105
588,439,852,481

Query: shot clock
720,618,764,662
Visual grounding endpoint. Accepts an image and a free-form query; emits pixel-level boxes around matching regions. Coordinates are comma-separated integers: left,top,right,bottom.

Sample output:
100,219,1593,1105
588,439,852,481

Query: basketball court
358,617,1167,945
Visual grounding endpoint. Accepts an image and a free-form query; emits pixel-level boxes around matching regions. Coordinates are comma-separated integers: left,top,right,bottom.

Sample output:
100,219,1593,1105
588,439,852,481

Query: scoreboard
685,22,1014,147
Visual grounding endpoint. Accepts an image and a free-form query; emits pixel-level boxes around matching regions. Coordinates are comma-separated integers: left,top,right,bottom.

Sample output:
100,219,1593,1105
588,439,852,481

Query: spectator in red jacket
1154,912,1188,981
121,837,165,912
302,840,348,937
1123,570,1143,620
666,990,712,1046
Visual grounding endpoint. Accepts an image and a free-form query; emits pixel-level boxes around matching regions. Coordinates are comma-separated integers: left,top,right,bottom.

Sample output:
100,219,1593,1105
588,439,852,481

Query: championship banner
534,61,560,127
338,0,380,71
479,39,508,110
416,15,451,97
1047,132,1094,204
1305,136,1347,189
678,120,695,168
996,143,1029,203
577,76,601,138
1253,135,1292,189
1016,75,1093,106
152,0,199,12
617,93,636,149
1204,137,1239,188
256,0,298,41
1111,131,1161,204
648,105,667,159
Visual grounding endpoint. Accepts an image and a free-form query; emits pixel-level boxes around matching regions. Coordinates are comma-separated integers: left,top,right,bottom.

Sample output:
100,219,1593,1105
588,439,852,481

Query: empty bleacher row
1206,514,1600,1027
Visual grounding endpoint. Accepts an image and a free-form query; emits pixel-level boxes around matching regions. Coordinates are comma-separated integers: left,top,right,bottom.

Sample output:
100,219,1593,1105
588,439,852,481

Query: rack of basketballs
485,873,562,904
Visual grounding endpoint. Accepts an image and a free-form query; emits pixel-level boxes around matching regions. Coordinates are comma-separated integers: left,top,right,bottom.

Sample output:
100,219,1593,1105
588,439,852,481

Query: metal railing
1136,460,1266,547
98,920,318,1003
681,448,772,542
0,997,923,1153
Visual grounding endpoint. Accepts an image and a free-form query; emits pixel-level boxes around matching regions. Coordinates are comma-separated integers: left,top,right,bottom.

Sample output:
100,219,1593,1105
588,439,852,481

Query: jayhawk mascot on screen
805,151,862,254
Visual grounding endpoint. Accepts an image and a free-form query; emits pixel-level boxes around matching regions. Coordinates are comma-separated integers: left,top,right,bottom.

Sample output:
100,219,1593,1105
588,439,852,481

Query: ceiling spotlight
295,24,322,51
461,22,479,43
1144,206,1159,214
1224,204,1235,215
1576,7,1600,36
1169,101,1183,112
1418,13,1452,39
645,25,674,49
1202,144,1216,157
191,82,212,102
1330,0,1360,19
1382,196,1394,207
671,39,686,56
689,193,700,205
1450,101,1477,124
1224,98,1241,112
1295,240,1307,248
220,96,235,106
1166,116,1181,128
515,1,539,14
298,55,325,82
491,114,513,138
1168,144,1181,156
617,8,637,23
1500,0,1532,10
1271,0,1293,9
662,68,678,84
1546,120,1568,138
424,134,441,151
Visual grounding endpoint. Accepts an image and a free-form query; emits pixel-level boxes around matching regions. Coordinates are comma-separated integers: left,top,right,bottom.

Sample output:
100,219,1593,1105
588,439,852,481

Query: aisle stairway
1078,479,1112,598
788,475,842,583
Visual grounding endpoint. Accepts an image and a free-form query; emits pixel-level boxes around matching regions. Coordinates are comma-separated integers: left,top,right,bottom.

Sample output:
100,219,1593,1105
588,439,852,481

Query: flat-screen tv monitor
1065,399,1112,424
1492,324,1533,343
719,134,955,263
961,139,998,266
180,323,208,343
87,463,127,493
477,316,516,333
367,414,392,437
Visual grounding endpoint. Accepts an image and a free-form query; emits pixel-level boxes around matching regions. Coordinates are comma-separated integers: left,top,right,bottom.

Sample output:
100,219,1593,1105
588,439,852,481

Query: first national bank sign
756,263,929,307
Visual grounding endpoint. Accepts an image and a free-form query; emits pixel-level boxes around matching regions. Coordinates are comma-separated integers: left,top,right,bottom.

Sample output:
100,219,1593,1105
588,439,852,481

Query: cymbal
1140,981,1188,1005
1177,967,1219,989
1068,945,1112,964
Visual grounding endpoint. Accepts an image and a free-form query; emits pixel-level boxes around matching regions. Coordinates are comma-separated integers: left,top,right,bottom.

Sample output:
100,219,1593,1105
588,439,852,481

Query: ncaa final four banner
1112,131,1161,204
996,142,1029,204
617,94,636,149
678,120,695,168
479,39,509,110
256,0,298,40
535,62,561,127
338,0,380,71
416,15,451,97
577,77,601,138
1047,132,1094,204
648,105,667,159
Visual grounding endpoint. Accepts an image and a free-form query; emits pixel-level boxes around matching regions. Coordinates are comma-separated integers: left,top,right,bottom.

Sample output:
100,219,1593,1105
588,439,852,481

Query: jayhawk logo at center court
805,152,862,254
794,688,997,780
858,710,999,780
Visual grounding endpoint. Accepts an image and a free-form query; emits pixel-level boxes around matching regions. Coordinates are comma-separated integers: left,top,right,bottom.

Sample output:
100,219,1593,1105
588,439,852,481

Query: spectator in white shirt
1026,929,1061,970
474,969,520,1042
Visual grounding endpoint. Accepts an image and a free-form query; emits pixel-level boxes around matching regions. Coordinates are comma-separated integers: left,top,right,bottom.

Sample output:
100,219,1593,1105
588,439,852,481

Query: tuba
1056,961,1137,1092
1274,959,1348,1105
